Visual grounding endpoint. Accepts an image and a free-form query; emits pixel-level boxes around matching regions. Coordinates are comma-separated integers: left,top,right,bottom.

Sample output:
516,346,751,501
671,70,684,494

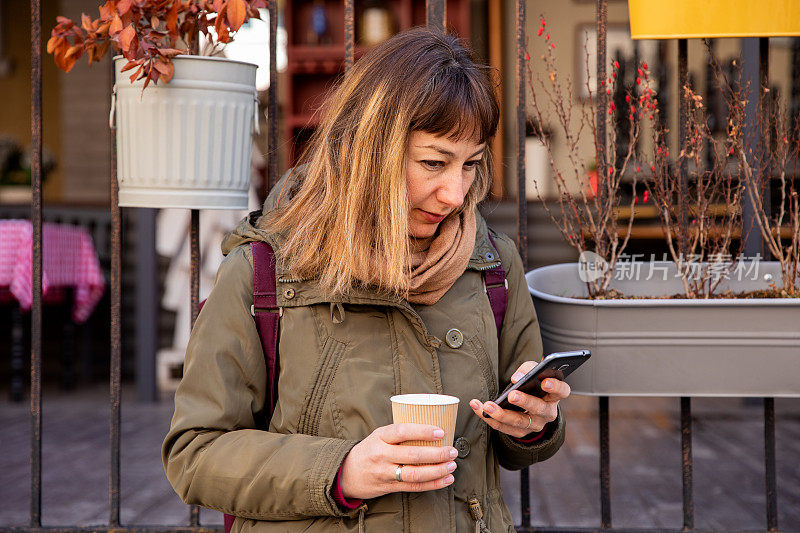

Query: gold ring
395,465,404,483
524,413,532,430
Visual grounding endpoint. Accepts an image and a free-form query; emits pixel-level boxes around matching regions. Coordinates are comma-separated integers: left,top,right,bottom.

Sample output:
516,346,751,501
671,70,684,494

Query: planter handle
109,86,117,130
253,95,260,135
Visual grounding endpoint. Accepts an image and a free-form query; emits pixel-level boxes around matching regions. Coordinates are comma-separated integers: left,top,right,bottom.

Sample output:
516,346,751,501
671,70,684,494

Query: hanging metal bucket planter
112,55,259,209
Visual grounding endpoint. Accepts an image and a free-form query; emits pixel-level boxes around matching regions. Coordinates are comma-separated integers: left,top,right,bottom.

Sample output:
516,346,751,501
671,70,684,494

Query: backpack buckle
251,304,283,317
483,278,508,293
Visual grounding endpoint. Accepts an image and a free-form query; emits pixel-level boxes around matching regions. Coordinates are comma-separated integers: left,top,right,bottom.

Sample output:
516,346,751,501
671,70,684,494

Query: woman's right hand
338,424,458,500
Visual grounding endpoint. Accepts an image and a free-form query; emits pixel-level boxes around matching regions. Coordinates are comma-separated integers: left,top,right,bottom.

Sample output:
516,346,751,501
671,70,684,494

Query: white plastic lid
390,394,460,405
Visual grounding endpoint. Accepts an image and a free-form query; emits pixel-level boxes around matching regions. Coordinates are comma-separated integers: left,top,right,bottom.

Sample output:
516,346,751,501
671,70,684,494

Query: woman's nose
436,169,468,209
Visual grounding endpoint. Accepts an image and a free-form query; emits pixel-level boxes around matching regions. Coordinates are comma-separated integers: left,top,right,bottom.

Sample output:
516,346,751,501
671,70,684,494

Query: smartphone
483,349,591,418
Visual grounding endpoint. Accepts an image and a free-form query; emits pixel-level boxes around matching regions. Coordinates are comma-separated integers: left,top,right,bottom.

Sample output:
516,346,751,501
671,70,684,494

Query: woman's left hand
469,360,571,439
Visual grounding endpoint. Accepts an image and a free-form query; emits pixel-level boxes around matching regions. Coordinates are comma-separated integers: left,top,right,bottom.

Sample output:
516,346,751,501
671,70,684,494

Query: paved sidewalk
1,385,798,530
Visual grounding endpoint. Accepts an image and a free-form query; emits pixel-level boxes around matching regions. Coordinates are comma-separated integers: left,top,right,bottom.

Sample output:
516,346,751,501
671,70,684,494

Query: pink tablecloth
0,220,106,323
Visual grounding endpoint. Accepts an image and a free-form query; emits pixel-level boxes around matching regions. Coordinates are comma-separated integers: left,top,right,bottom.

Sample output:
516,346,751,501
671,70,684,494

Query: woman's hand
469,361,571,439
339,424,458,500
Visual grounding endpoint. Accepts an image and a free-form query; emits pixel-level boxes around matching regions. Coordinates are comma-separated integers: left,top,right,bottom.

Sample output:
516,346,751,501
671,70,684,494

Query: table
0,219,105,322
0,220,105,400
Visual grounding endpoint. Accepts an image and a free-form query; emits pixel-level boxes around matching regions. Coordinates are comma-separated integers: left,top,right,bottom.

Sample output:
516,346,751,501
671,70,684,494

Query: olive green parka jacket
162,179,565,533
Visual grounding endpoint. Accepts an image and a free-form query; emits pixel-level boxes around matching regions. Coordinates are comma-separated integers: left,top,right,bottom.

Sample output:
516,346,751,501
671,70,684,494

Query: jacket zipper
468,498,491,533
468,261,502,271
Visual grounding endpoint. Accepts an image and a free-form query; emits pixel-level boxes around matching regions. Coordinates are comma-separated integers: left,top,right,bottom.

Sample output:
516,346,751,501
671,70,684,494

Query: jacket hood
220,166,501,271
220,168,299,256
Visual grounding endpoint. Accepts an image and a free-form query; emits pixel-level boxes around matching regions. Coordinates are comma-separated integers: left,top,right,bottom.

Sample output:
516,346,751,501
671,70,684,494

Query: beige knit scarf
406,208,477,305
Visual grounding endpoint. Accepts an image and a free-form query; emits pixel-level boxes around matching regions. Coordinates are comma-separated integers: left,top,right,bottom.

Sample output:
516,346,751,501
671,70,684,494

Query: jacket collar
467,213,503,271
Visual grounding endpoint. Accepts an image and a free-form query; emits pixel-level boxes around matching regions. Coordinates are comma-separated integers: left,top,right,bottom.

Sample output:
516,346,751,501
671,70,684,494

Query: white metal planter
527,262,800,398
112,55,258,209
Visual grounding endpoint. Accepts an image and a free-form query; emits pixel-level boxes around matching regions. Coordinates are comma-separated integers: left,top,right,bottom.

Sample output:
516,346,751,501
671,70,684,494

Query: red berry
608,167,613,175
614,60,620,69
625,95,630,103
551,43,555,49
650,165,656,171
634,196,639,204
636,166,641,172
638,68,643,76
612,72,617,78
636,77,641,85
643,190,649,203
643,61,648,70
606,88,611,95
541,18,546,27
546,33,550,40
608,109,613,115
630,105,635,114
525,53,530,61
610,102,616,111
538,27,543,36
648,115,653,120
657,147,663,155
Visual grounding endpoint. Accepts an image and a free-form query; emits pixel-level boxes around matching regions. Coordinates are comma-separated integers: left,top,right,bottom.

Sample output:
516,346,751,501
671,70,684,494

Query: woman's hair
265,28,499,298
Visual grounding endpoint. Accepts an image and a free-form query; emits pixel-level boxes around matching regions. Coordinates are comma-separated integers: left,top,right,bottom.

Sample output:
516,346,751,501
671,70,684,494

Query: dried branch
526,17,654,297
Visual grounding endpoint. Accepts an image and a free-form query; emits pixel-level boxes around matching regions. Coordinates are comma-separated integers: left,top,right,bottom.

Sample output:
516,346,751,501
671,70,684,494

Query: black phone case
483,351,590,417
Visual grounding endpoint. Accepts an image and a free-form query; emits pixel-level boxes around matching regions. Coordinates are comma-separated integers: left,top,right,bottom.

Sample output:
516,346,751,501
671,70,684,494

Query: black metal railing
9,0,784,532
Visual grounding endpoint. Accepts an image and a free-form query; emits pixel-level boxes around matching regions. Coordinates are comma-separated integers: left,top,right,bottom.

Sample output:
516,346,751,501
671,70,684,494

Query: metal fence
11,0,782,532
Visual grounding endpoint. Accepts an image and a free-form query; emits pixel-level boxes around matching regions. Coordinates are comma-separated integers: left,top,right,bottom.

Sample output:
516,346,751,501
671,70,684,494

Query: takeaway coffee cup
390,393,459,447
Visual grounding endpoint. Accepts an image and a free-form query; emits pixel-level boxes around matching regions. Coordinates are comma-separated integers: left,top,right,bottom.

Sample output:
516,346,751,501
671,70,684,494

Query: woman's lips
418,209,447,224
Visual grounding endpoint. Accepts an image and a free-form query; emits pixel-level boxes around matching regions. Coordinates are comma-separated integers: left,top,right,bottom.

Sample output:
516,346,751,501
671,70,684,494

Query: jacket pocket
297,336,347,436
466,336,498,398
486,487,516,533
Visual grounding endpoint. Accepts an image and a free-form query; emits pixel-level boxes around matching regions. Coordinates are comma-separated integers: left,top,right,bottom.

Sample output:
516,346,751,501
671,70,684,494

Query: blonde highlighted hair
265,28,499,298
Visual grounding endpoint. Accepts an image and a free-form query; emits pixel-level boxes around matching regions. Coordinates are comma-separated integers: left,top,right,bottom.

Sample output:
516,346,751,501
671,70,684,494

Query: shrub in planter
526,15,657,297
524,20,800,396
48,0,267,209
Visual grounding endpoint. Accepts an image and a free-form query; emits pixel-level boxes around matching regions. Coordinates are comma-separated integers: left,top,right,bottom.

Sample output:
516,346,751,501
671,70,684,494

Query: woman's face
405,130,486,238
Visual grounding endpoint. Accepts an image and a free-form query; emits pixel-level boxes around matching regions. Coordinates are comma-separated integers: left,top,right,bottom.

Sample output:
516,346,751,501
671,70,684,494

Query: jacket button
454,436,470,458
284,288,295,299
445,328,464,349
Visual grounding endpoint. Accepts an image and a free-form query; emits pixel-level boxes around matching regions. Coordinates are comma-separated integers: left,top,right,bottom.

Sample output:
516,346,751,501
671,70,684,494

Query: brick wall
58,0,112,204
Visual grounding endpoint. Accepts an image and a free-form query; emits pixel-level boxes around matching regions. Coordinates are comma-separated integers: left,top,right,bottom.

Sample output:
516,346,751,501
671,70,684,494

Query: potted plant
524,21,800,397
0,136,57,203
48,0,266,209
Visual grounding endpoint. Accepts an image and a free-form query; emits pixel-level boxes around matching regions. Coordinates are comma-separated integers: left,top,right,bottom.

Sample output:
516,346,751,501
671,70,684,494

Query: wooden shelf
288,44,346,59
284,0,472,167
597,224,795,240
613,203,735,221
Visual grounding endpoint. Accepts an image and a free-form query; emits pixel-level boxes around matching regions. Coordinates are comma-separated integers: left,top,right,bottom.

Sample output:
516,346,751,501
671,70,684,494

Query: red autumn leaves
48,0,266,90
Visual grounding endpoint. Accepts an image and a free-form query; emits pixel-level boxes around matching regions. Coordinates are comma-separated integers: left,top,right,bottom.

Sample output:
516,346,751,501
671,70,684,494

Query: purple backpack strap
484,232,508,337
250,241,280,415
224,241,281,533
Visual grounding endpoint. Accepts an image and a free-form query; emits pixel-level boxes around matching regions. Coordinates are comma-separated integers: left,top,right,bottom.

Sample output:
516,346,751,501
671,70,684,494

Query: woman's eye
421,160,445,170
463,160,481,170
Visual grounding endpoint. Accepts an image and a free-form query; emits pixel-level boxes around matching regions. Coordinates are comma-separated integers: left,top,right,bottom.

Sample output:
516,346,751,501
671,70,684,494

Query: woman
162,28,570,532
